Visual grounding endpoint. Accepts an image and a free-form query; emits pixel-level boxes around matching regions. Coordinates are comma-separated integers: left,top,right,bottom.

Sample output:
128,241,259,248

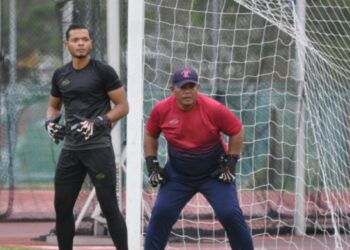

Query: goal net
141,0,350,249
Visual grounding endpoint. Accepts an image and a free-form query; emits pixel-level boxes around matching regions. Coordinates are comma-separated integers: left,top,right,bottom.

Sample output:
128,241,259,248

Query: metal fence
0,0,114,235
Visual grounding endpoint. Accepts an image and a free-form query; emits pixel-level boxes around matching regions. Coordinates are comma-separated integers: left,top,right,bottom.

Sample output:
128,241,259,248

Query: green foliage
2,0,61,58
17,1,60,56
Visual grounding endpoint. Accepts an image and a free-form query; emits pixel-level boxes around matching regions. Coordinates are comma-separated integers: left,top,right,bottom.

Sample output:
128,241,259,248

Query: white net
142,0,350,249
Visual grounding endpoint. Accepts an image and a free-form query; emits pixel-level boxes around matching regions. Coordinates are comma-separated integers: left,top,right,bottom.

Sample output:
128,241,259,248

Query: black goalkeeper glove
210,154,239,183
44,113,66,144
145,156,168,187
71,114,110,141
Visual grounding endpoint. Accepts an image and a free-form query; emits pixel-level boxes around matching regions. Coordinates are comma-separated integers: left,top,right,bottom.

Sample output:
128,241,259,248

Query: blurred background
1,0,350,249
0,0,127,236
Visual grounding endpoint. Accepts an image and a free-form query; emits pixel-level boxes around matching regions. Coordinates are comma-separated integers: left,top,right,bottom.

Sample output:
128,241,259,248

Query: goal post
126,0,144,249
294,0,306,236
126,0,350,249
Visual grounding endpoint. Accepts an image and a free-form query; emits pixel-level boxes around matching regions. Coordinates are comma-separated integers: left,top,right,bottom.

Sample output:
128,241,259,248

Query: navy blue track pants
144,163,254,250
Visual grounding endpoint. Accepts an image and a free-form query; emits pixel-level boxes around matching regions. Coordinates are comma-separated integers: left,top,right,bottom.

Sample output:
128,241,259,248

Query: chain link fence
0,0,124,236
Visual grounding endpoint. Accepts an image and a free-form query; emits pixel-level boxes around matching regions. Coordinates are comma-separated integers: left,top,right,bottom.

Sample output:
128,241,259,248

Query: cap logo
181,68,192,78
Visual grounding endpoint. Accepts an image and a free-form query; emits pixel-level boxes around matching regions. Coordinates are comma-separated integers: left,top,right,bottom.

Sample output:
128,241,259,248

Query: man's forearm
46,106,61,119
144,131,159,157
227,127,244,155
106,103,129,123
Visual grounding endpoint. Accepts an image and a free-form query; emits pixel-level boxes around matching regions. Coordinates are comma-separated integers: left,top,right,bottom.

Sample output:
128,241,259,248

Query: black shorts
55,147,116,187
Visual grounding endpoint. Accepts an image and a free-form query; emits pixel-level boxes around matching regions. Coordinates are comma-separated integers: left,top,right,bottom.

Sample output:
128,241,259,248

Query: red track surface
0,221,348,250
0,221,116,250
1,190,350,249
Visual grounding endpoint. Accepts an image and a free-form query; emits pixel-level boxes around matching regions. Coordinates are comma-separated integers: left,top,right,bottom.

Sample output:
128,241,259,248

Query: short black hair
65,24,92,40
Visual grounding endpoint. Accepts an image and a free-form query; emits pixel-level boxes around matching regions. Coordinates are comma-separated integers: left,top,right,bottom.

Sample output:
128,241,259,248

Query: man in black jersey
45,24,129,250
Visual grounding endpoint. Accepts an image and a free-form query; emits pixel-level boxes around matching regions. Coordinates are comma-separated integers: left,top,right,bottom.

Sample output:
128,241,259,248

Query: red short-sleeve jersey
146,93,242,176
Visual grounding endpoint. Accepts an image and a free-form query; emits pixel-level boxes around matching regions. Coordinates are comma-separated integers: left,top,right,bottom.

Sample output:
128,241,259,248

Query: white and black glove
145,156,168,187
71,114,110,141
210,154,239,183
44,114,66,144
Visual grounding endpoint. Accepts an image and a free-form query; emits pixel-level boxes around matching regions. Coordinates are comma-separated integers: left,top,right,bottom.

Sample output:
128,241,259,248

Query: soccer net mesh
142,0,350,249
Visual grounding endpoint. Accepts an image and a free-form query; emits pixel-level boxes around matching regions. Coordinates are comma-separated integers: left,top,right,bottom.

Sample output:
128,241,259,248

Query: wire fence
0,0,116,235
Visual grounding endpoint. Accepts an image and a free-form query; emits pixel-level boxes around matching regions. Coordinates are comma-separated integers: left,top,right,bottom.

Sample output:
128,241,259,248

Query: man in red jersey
143,66,254,250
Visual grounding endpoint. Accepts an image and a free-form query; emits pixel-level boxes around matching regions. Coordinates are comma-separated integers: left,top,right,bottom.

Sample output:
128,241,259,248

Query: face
65,29,92,59
171,83,199,110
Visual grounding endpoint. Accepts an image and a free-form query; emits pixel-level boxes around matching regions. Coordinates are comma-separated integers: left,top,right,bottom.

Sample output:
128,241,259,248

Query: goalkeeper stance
45,24,128,250
144,67,254,250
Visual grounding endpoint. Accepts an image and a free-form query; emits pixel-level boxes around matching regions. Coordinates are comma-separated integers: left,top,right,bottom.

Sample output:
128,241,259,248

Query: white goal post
126,0,144,249
126,0,350,249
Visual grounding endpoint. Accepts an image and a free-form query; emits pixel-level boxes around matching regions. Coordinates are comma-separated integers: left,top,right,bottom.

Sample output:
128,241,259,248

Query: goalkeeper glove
210,154,239,183
71,114,110,141
44,114,66,144
145,156,168,187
